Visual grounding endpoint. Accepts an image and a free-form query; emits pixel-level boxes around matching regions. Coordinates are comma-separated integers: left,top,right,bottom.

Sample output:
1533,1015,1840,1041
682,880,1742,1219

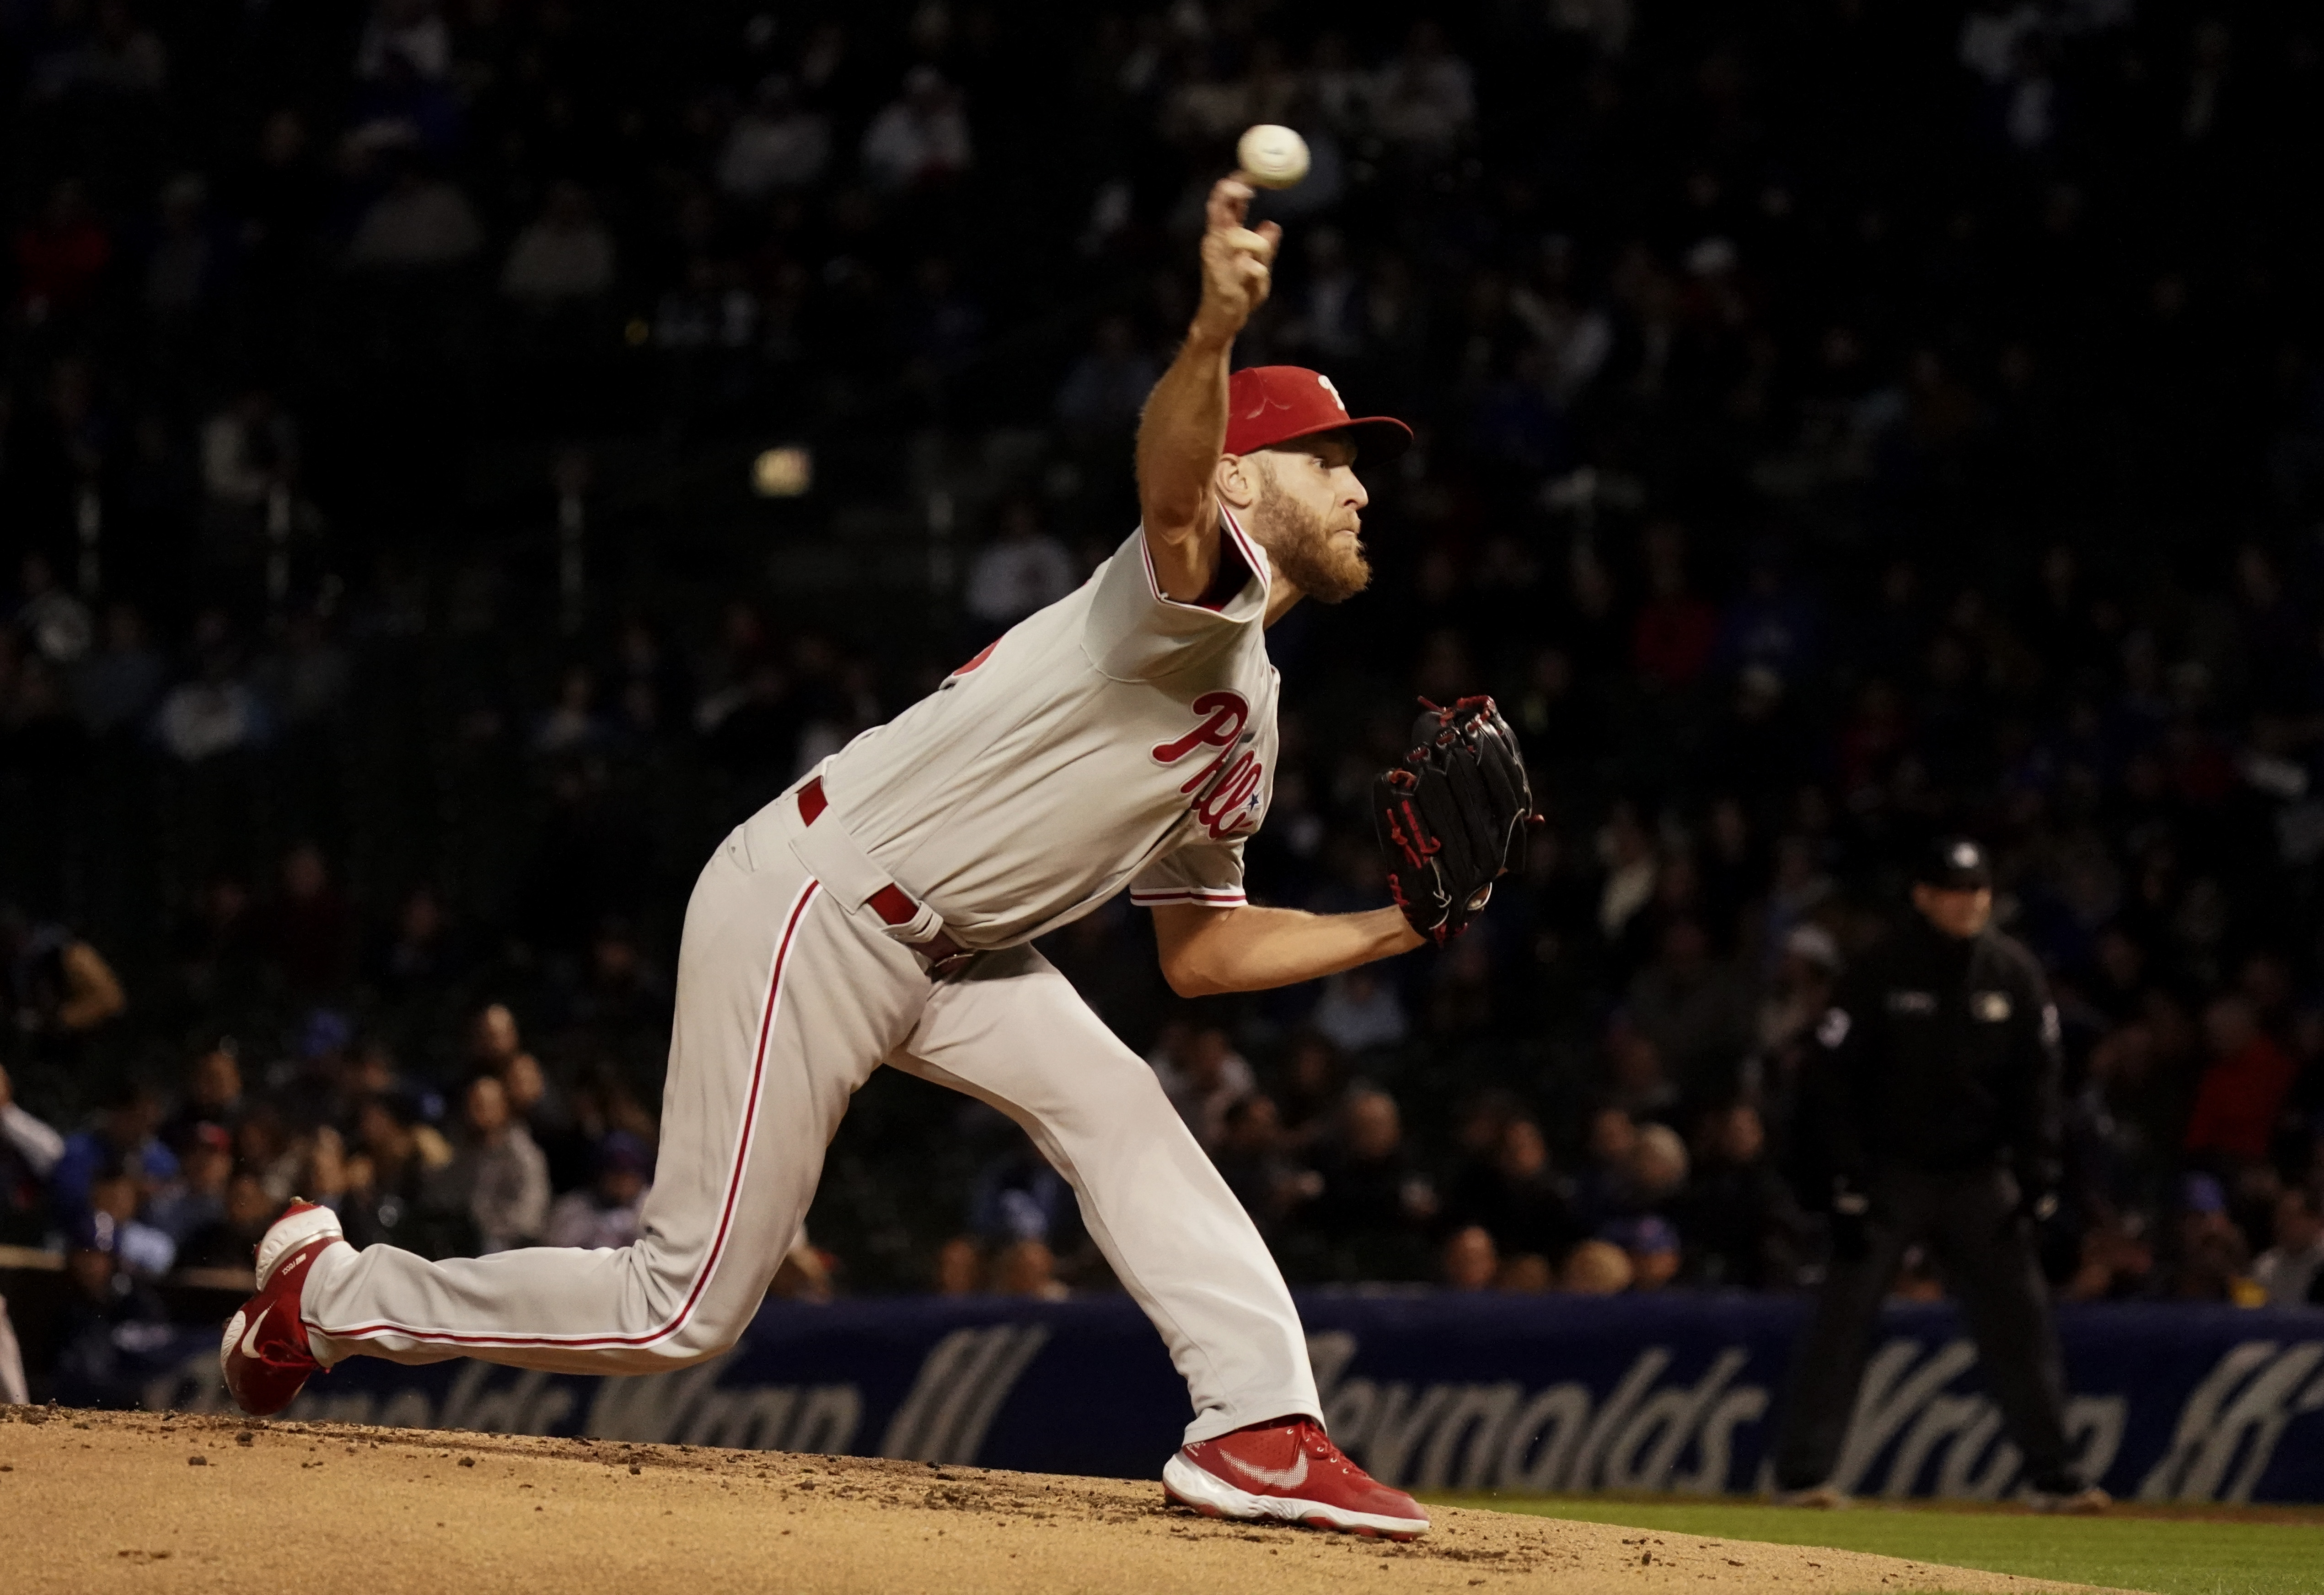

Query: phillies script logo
1153,690,1266,840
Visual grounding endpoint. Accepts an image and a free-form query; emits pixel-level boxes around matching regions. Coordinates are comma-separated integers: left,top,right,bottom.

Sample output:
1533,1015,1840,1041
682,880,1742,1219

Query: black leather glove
1373,696,1535,944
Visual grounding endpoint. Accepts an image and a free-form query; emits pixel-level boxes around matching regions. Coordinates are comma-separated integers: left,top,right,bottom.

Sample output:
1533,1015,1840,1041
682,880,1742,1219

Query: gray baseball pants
301,805,1319,1445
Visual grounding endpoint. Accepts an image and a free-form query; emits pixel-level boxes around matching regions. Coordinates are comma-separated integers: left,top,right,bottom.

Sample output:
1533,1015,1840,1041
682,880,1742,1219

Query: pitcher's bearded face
1248,442,1370,604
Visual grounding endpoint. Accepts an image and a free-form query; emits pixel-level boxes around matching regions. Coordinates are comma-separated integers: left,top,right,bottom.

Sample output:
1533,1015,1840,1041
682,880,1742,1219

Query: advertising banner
135,1294,2324,1502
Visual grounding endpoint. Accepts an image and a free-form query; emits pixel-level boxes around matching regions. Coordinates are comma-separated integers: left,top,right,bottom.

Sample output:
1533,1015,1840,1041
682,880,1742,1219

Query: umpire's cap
1916,835,1993,891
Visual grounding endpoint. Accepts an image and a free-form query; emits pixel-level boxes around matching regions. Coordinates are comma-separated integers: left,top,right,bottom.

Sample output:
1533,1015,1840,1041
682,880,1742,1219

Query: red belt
798,776,976,977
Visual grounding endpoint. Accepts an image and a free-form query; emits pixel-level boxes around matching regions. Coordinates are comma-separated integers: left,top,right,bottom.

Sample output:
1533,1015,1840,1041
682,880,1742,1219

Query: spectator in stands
1441,1116,1579,1278
2165,1174,2257,1303
2184,995,2298,1171
48,1214,172,1408
534,1058,659,1195
1604,1214,1681,1291
1149,1018,1254,1148
153,615,269,763
179,1169,276,1271
346,157,482,271
199,388,297,521
146,172,227,323
0,1062,64,1246
546,1131,652,1250
2063,1214,2158,1304
50,1080,175,1230
1678,1104,1799,1290
1292,1087,1437,1281
1280,227,1366,363
1755,924,1841,1065
15,549,91,665
770,1232,834,1302
231,1106,296,1206
1632,524,1721,691
356,0,449,82
1561,1238,1634,1294
373,884,467,1015
0,909,127,1047
933,1235,983,1296
533,665,606,755
471,1002,562,1141
1311,967,1411,1057
963,499,1076,631
969,1139,1072,1256
992,1237,1069,1300
861,67,971,191
1612,1122,1689,1228
1626,917,1754,1109
258,843,355,1000
501,181,615,308
1053,317,1159,446
339,1095,460,1256
161,1043,244,1151
84,1160,176,1278
74,602,164,735
1211,1093,1318,1237
1272,1030,1346,1154
13,180,111,323
2252,1186,2324,1308
1374,21,1475,156
1601,1018,1679,1122
147,1122,232,1247
1441,1224,1499,1290
254,607,351,730
432,1073,551,1254
1572,1106,1637,1232
717,76,830,199
0,1294,26,1402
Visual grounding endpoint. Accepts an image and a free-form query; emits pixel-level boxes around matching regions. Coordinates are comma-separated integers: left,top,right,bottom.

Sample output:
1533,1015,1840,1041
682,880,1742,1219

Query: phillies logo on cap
1222,366,1413,460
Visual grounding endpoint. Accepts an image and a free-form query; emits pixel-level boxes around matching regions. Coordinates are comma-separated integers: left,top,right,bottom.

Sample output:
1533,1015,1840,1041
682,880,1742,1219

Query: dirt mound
2,1407,2123,1594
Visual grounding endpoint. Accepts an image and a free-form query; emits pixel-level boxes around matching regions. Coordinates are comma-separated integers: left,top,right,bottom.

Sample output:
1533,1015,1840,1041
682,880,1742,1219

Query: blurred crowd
5,0,2324,1333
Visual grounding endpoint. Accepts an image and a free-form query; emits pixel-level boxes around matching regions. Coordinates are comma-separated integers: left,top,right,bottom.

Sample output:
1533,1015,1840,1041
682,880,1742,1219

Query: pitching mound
3,1408,2122,1594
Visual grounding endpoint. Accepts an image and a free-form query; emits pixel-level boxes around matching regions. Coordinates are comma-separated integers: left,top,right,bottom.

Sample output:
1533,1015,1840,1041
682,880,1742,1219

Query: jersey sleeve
1082,511,1270,681
1128,838,1249,909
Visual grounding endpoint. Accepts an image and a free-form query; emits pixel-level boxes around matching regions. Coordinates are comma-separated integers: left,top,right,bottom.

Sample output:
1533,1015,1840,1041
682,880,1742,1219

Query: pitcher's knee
604,1237,757,1368
654,1305,751,1365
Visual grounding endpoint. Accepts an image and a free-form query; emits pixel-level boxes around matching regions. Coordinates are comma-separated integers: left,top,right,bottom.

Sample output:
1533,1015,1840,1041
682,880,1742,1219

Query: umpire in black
1771,838,2104,1510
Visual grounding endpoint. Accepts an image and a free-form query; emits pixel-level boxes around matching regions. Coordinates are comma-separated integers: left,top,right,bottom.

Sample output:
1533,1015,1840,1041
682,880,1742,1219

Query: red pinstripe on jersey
314,878,822,1351
1127,886,1248,907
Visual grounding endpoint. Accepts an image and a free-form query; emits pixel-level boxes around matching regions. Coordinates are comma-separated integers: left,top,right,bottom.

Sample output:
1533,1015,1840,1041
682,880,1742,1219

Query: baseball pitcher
221,175,1531,1539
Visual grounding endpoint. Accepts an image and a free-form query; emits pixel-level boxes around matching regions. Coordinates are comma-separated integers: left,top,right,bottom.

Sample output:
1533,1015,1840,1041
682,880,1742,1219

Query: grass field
1434,1494,2324,1595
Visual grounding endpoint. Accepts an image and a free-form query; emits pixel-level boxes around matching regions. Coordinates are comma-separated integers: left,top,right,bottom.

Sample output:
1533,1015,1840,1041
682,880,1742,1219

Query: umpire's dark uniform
1772,839,2086,1498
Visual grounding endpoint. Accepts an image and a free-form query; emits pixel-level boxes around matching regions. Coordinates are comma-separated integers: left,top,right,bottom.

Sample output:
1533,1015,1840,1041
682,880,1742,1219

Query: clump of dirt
0,1407,2125,1595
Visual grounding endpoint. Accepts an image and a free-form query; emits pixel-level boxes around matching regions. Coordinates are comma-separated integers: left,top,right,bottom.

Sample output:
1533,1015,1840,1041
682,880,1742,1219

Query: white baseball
1236,124,1310,190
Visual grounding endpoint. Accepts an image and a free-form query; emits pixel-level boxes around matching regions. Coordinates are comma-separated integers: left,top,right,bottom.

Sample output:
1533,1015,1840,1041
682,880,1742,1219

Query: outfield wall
134,1293,2324,1502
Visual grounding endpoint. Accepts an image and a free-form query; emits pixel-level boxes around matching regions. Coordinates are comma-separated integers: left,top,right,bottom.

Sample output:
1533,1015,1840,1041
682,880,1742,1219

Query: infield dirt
1,1407,2133,1595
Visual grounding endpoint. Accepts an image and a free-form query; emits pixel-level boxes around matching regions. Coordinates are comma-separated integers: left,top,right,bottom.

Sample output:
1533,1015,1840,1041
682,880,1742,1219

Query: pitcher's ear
1215,451,1261,509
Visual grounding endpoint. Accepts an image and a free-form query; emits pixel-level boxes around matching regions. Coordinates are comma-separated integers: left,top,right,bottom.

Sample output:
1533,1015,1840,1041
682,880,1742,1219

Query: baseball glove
1372,695,1535,944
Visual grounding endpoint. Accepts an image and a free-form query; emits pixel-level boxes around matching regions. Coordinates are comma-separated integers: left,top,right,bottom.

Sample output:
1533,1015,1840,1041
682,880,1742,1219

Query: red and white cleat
1163,1417,1429,1540
220,1200,350,1417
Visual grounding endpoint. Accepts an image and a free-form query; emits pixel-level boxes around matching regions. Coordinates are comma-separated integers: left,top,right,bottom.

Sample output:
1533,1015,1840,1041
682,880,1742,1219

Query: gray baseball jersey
818,508,1280,946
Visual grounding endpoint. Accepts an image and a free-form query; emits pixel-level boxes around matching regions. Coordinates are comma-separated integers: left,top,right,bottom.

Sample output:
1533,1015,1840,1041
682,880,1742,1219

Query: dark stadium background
3,0,2323,1351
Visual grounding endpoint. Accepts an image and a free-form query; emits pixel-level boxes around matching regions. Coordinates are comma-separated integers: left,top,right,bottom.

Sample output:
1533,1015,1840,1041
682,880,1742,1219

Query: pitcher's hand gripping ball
1373,696,1535,943
1236,124,1310,189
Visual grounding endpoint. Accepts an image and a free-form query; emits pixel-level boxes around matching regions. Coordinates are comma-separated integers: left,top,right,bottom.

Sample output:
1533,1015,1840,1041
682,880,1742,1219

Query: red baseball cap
1224,365,1412,462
